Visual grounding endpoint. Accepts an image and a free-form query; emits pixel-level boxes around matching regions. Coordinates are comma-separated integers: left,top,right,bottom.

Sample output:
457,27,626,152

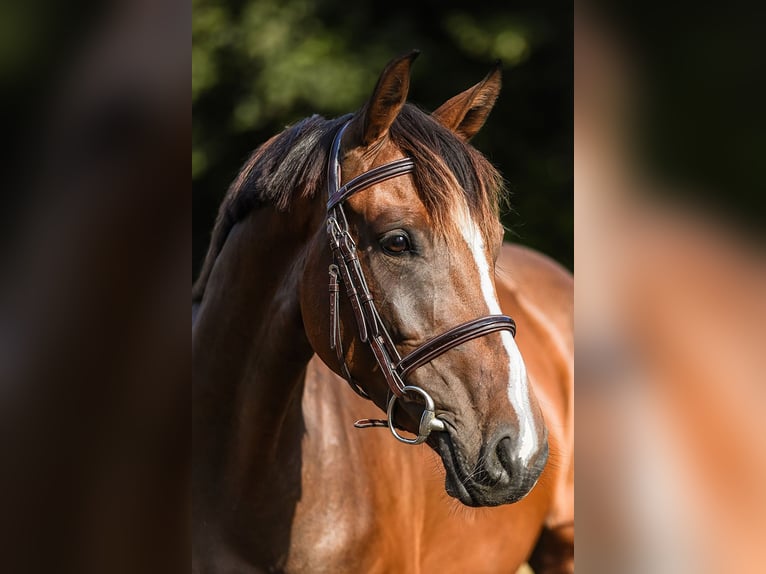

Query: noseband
326,121,517,445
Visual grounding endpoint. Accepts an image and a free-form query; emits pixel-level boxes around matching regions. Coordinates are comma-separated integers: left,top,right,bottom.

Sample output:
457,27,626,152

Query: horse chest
282,393,424,572
286,497,388,573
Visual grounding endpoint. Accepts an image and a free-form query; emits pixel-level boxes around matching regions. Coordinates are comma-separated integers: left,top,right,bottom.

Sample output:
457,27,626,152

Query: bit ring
387,385,446,445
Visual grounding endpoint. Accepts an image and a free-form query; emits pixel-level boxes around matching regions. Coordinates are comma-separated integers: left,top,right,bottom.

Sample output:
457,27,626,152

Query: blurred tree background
192,0,572,276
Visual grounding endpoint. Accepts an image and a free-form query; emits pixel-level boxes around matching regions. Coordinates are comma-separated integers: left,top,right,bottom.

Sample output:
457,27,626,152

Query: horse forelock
389,105,506,247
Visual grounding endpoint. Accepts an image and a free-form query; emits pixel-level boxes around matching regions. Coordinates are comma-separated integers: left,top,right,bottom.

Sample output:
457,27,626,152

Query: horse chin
430,430,535,508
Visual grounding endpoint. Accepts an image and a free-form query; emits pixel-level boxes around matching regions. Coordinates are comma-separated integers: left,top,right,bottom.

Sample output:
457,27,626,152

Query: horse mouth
430,428,486,507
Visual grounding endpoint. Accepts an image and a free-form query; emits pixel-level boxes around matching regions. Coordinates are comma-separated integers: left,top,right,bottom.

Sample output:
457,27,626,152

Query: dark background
192,0,573,276
0,1,764,572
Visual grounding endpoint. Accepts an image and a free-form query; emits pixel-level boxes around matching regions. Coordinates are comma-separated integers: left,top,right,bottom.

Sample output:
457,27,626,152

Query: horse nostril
474,433,549,503
495,436,515,478
482,434,548,489
480,435,514,486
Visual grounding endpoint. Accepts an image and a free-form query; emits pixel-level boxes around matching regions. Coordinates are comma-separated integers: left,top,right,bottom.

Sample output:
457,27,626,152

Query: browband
326,121,415,211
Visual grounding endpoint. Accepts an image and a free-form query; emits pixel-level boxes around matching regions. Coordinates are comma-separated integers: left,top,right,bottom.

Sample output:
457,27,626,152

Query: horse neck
193,201,321,496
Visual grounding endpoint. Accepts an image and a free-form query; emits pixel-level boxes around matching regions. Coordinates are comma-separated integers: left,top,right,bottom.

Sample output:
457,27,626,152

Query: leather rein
326,120,517,444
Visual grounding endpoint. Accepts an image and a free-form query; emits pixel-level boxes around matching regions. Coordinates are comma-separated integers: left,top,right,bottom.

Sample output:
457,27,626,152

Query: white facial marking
457,208,539,463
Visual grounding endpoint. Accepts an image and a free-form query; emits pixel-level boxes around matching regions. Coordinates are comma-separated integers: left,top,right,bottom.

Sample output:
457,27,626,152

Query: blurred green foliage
193,0,572,273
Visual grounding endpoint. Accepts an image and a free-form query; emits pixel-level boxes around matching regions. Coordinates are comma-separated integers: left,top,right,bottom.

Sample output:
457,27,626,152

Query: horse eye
380,233,411,255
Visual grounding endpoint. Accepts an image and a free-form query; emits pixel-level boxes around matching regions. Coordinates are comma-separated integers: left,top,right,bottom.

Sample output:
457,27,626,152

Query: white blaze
457,209,538,463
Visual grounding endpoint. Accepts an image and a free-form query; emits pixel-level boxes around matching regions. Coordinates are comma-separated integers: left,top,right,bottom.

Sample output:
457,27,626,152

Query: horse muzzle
433,426,549,507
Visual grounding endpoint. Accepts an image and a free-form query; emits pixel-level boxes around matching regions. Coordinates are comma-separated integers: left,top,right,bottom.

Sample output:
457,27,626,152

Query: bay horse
193,52,573,573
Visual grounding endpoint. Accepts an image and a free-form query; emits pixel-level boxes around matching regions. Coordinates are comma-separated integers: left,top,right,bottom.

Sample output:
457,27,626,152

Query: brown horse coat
193,53,573,574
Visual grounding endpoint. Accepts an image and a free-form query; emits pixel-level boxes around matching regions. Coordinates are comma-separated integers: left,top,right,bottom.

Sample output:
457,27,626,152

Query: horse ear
432,62,502,141
350,50,419,147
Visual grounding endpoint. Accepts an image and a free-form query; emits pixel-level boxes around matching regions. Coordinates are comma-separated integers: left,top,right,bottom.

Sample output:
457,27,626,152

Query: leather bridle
326,120,517,444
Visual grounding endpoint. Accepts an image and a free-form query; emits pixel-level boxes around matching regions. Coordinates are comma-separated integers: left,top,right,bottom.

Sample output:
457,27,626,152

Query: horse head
301,52,548,507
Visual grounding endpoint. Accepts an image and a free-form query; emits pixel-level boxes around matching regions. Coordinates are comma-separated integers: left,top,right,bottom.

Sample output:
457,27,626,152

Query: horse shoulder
495,242,573,418
496,242,574,572
496,243,573,342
